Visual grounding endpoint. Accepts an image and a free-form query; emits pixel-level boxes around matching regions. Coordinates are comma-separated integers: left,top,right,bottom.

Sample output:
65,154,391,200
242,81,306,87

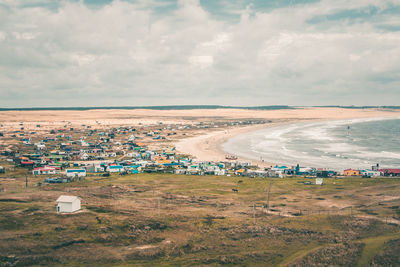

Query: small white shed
56,195,81,213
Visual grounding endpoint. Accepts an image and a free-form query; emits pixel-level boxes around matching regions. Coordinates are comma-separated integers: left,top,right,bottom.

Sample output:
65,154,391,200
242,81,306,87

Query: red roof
33,167,56,171
21,161,34,164
379,169,400,174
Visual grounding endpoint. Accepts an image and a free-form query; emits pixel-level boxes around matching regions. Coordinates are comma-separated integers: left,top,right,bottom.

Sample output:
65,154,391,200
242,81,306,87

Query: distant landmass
0,105,295,111
0,105,399,111
312,106,400,109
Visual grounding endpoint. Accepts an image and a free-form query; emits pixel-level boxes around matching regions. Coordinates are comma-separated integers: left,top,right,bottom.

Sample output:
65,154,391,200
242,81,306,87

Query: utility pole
158,198,160,217
25,172,28,188
253,203,256,224
265,177,272,210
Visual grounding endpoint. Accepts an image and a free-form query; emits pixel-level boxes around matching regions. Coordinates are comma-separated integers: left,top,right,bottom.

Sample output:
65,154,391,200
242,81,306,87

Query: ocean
222,118,400,170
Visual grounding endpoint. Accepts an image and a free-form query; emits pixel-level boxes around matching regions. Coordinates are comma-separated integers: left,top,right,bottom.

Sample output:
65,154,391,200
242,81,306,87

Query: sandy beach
174,107,400,167
175,122,282,168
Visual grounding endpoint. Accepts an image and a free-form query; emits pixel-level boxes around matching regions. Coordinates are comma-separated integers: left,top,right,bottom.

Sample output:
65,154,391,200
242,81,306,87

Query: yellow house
344,169,360,176
235,169,245,175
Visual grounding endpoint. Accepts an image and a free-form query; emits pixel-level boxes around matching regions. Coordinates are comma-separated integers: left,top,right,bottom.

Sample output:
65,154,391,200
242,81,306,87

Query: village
0,112,400,266
0,119,399,189
0,118,399,217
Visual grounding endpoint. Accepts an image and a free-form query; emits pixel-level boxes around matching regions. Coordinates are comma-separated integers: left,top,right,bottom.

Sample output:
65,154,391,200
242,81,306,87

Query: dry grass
0,172,400,266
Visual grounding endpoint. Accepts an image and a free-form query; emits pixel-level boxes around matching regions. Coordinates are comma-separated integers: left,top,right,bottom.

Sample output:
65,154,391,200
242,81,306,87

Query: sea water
222,118,400,170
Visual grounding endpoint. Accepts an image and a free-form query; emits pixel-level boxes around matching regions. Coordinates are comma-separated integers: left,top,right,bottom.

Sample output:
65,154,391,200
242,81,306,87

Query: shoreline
175,115,400,169
1,107,400,169
175,120,300,168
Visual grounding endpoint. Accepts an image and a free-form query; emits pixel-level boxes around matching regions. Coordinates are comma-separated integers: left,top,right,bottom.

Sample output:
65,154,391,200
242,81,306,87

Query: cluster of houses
3,120,400,216
344,164,400,177
2,144,400,181
17,158,400,181
1,121,400,182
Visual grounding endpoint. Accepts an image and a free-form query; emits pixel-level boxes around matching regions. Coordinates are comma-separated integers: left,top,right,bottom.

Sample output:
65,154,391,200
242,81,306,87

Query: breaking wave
222,117,400,170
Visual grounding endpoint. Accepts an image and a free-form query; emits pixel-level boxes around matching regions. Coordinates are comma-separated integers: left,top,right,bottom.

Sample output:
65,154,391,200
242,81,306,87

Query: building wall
57,200,80,212
344,170,360,176
107,167,122,173
57,202,72,212
66,170,86,177
71,199,81,212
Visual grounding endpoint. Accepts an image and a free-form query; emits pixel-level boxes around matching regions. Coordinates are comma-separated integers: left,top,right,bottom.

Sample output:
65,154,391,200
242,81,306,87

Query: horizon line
0,105,400,111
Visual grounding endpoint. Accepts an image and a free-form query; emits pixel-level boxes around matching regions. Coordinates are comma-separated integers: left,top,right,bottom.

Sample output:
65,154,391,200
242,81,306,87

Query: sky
0,0,400,107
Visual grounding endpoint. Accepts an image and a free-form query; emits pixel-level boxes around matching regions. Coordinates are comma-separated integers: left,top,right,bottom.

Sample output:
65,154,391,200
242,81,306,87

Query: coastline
175,113,400,169
1,107,400,169
175,120,298,168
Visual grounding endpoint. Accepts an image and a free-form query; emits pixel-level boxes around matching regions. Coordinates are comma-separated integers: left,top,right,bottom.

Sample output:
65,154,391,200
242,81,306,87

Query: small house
80,153,89,160
379,169,400,177
35,143,46,150
214,169,226,176
21,161,34,167
316,169,337,178
66,169,86,177
56,195,81,213
235,168,246,176
360,170,381,178
32,166,59,175
344,169,360,176
106,165,124,173
94,164,105,173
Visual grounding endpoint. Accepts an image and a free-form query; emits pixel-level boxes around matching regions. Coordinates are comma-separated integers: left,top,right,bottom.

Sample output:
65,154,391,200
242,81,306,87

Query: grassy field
0,172,399,266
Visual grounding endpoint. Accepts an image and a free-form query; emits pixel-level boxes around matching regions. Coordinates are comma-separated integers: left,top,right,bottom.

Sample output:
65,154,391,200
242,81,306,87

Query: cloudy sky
1,0,400,107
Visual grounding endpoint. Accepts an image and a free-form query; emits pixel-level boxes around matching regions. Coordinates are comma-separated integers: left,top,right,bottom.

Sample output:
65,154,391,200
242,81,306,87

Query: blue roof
126,165,140,168
274,165,288,169
67,169,86,173
162,163,181,166
109,165,123,169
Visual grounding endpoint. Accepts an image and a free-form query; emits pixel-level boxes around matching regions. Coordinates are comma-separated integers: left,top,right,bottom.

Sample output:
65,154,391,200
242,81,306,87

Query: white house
32,166,59,175
66,169,86,177
81,141,90,147
106,165,124,173
94,164,105,173
80,153,89,160
101,152,116,158
56,195,81,213
214,169,226,176
126,152,140,157
35,143,46,150
361,170,381,177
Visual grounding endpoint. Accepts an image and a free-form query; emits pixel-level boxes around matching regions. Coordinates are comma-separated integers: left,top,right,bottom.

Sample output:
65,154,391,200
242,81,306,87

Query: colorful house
344,169,360,176
360,170,381,177
379,169,400,177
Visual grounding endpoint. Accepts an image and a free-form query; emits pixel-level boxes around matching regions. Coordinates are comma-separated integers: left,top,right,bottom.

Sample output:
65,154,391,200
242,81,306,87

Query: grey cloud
0,0,399,107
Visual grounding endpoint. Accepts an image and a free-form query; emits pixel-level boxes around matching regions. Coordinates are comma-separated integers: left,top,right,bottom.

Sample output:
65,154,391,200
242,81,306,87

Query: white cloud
0,32,6,41
188,55,214,68
13,32,38,40
0,0,399,107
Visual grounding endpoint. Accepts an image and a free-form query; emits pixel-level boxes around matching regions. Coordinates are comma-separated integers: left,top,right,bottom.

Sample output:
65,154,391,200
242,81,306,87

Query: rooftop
56,195,80,203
